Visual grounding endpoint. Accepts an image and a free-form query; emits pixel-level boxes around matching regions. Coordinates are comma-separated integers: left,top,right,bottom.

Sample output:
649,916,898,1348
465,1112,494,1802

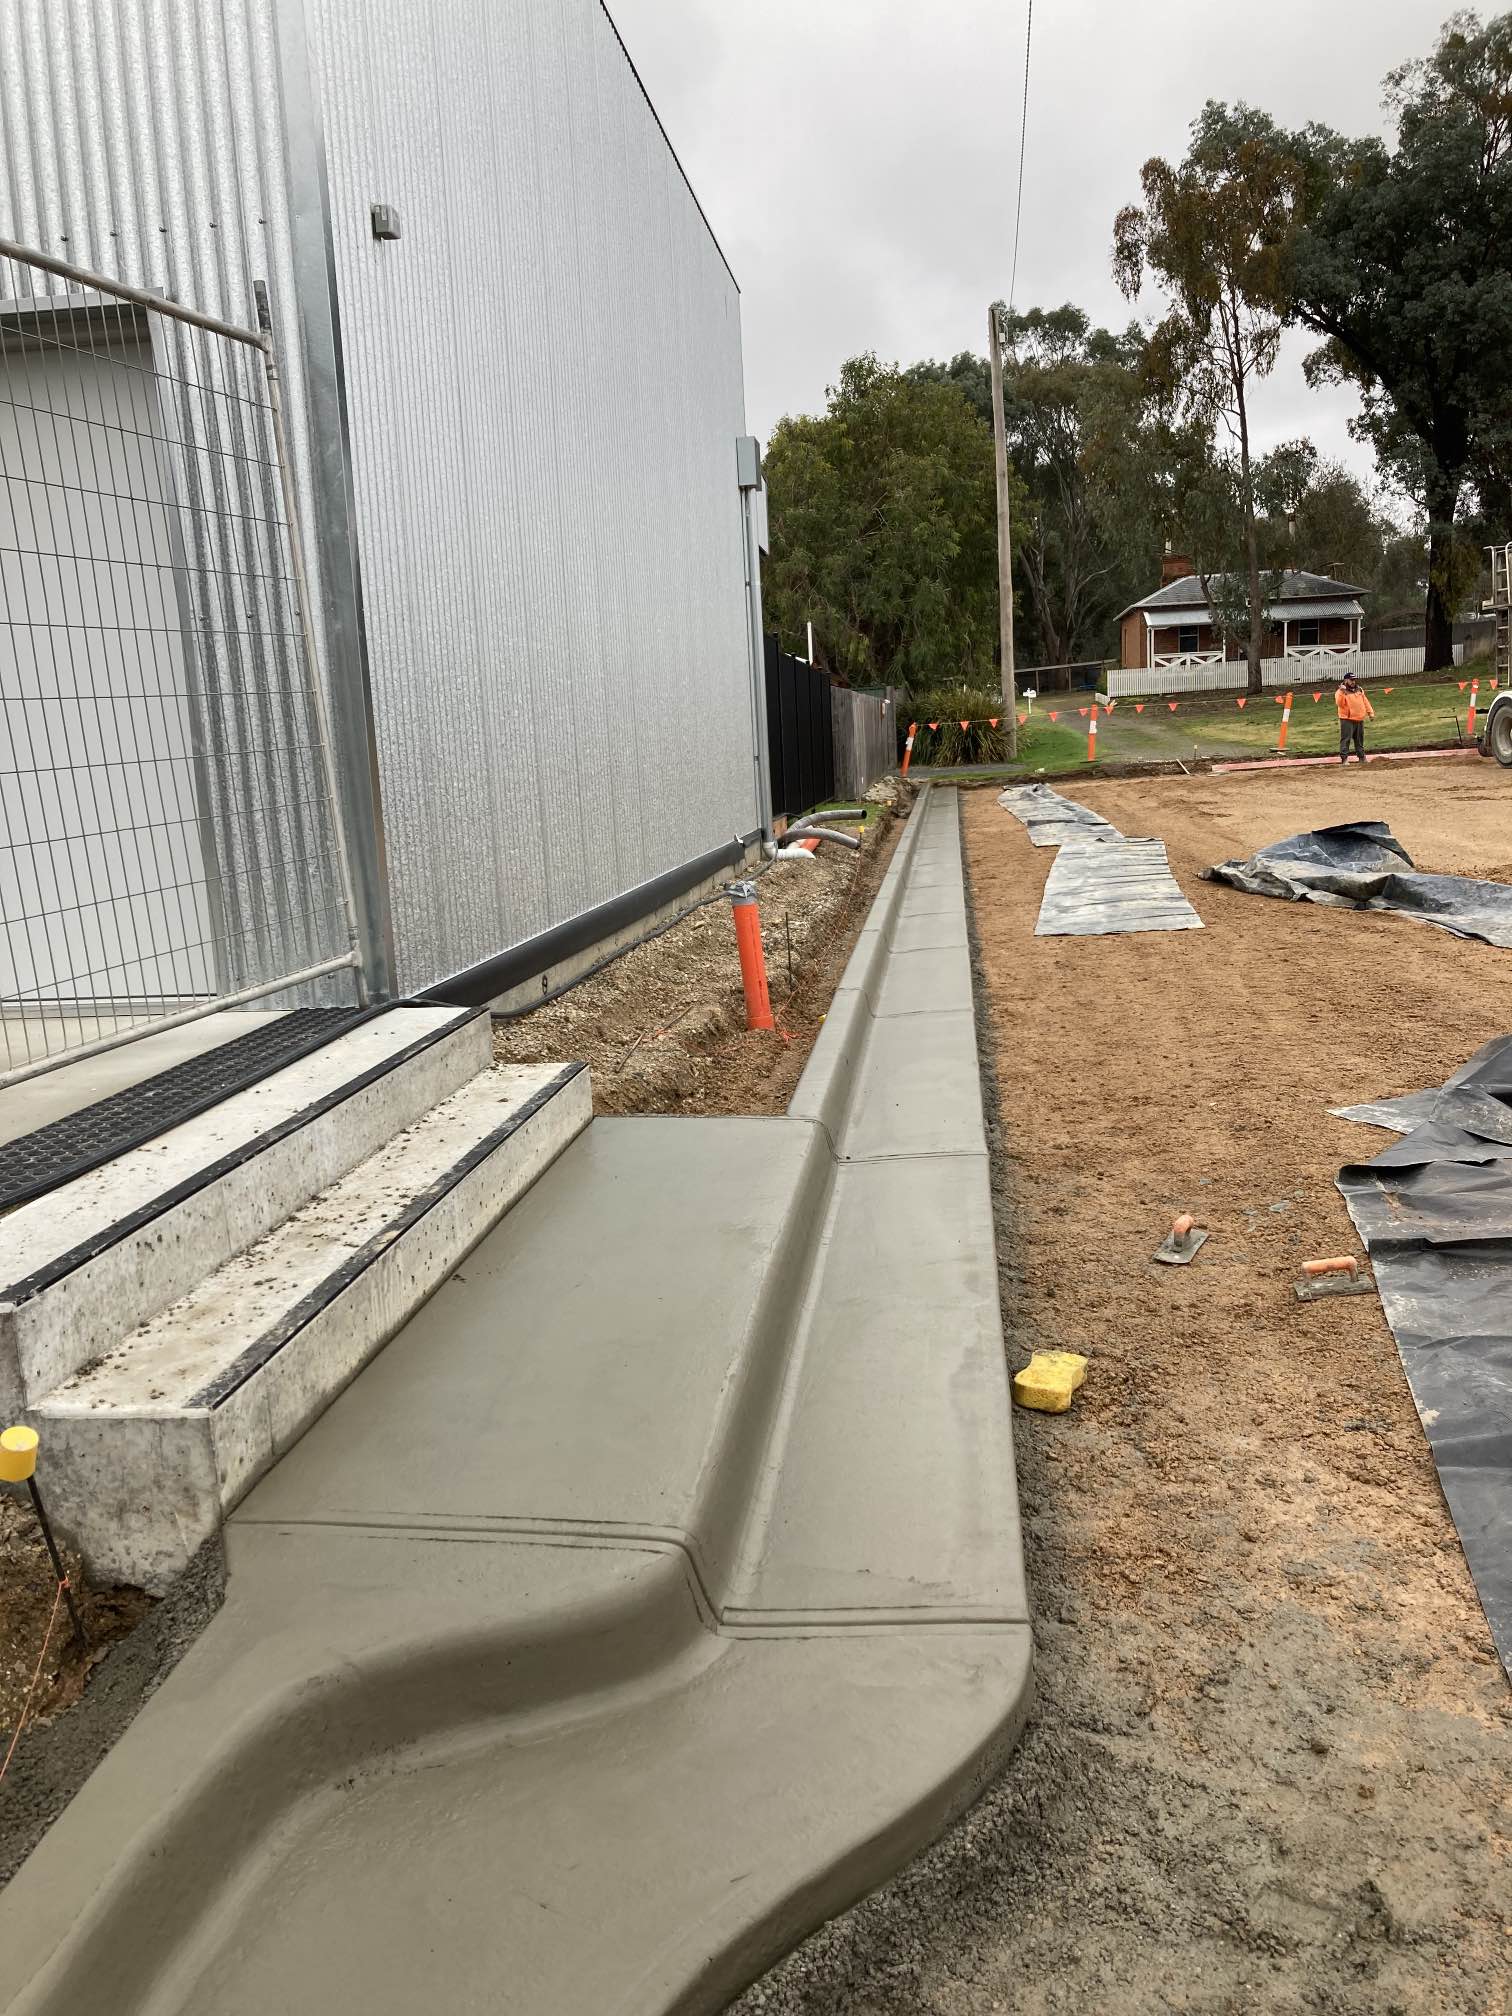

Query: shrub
904,687,1011,766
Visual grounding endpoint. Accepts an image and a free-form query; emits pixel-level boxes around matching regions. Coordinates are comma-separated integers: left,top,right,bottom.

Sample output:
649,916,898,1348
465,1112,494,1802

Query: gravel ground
733,764,1511,2016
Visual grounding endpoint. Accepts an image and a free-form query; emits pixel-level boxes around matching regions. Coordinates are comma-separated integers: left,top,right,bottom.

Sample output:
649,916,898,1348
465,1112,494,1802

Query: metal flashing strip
424,832,763,1010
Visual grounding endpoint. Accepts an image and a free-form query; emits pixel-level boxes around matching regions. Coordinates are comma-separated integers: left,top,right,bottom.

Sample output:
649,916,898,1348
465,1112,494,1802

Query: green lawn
1000,660,1495,776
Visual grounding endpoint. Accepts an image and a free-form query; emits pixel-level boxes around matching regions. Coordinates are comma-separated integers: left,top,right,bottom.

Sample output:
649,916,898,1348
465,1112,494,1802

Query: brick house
1117,565,1367,673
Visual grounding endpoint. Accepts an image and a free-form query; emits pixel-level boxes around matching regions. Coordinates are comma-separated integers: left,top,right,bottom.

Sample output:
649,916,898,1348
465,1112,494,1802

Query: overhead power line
1008,0,1035,314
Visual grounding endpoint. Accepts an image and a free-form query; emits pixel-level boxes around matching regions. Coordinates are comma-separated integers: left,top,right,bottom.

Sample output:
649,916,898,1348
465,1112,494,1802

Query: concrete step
0,1006,488,1414
34,1061,591,1589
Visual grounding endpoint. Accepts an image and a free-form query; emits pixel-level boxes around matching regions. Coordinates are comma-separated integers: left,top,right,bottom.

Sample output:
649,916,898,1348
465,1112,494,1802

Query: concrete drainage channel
0,786,1030,2016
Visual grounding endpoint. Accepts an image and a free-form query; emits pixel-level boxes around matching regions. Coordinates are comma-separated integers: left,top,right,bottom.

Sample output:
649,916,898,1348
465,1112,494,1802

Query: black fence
764,637,835,821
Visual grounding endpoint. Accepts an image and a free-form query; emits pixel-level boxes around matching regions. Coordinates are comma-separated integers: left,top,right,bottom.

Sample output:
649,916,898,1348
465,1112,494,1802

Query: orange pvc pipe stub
729,883,774,1031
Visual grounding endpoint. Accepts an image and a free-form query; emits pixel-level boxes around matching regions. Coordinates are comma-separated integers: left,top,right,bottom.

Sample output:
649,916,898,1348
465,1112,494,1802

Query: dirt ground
736,761,1511,2016
0,1492,150,1745
494,794,904,1115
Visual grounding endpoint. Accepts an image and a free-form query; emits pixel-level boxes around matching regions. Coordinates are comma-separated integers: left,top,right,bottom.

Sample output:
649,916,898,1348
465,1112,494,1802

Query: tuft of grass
904,688,1012,767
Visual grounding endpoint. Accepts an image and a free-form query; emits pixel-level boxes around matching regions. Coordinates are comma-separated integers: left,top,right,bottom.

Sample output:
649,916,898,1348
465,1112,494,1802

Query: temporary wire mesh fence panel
0,243,359,1083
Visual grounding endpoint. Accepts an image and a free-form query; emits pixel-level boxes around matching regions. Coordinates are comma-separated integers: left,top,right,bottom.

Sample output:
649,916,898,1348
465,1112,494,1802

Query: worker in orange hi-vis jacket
1335,671,1374,765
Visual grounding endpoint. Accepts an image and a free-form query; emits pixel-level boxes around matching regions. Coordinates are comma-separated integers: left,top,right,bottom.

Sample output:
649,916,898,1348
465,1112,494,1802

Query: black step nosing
188,1063,584,1409
0,1007,380,1212
1,1007,490,1310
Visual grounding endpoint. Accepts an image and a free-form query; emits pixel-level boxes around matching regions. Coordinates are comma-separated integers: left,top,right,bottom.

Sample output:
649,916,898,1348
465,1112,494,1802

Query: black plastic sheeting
1337,1033,1512,1676
1203,819,1512,950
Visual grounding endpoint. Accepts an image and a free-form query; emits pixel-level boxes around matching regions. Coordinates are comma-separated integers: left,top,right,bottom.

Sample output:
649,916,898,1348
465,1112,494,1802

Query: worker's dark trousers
1339,719,1366,763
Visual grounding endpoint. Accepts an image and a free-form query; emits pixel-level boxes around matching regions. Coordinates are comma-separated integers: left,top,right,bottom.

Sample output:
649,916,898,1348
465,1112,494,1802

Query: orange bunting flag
1384,686,1393,694
1236,697,1247,709
1273,695,1284,704
1135,703,1145,713
1047,710,1058,721
1167,701,1178,712
1459,682,1468,692
960,719,970,730
1312,692,1322,702
1104,699,1116,712
1077,707,1088,717
1016,713,1027,727
929,720,939,729
989,717,1000,727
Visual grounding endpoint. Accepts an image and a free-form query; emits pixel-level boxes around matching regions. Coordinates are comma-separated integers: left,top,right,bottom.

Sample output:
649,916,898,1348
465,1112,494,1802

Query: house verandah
1117,571,1366,674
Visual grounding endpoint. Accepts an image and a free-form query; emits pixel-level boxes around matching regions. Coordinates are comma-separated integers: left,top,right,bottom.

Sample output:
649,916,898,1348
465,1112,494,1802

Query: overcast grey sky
609,0,1446,500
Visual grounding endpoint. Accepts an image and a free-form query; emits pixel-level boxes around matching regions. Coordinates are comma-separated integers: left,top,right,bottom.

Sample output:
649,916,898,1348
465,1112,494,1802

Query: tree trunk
1424,474,1459,674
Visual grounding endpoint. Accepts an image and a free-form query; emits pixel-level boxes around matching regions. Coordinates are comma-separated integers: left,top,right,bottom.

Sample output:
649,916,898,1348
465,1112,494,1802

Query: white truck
1486,543,1512,762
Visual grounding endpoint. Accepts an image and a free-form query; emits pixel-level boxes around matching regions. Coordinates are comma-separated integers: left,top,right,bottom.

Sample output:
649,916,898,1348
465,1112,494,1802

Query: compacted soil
495,797,902,1116
736,761,1511,2016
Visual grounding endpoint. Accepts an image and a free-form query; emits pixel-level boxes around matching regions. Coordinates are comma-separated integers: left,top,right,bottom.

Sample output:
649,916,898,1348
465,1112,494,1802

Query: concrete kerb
0,781,1031,2016
786,781,936,1148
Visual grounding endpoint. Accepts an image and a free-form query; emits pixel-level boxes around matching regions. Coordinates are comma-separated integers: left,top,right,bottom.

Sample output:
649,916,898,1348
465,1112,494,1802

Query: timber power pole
988,303,1018,757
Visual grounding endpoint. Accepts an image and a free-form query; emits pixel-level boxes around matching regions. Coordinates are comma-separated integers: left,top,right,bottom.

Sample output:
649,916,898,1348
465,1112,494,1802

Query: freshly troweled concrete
0,787,1031,2016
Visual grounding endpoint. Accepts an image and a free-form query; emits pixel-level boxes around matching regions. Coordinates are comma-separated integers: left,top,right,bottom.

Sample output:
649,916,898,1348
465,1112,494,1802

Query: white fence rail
1107,642,1466,700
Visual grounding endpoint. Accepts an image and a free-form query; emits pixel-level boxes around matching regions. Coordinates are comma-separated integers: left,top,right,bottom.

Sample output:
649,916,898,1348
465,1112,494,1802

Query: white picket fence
1105,642,1465,700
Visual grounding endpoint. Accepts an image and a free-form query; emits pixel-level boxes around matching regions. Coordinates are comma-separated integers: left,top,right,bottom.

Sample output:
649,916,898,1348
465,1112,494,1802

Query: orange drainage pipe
900,721,918,777
729,881,774,1031
1087,702,1099,763
1276,689,1293,752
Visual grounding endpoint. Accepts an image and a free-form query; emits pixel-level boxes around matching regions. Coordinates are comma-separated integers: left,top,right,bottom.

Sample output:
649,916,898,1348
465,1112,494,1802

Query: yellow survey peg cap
0,1425,39,1482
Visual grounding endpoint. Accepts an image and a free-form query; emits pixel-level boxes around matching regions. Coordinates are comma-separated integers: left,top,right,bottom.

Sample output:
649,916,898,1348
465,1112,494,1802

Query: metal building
0,0,765,1018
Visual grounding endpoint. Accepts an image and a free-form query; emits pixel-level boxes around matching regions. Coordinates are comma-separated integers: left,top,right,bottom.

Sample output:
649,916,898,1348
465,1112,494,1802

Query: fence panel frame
0,237,365,1086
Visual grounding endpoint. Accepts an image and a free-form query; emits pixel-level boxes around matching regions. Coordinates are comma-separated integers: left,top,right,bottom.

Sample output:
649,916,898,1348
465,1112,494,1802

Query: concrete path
0,788,1030,2015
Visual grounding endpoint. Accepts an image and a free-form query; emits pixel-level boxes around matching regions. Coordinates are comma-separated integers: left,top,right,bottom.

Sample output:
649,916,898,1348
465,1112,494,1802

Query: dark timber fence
764,638,835,821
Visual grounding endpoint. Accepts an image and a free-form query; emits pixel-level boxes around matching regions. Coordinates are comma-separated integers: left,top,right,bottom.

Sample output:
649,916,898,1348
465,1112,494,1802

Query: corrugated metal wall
306,0,756,993
0,0,758,1000
0,0,328,676
0,0,367,1005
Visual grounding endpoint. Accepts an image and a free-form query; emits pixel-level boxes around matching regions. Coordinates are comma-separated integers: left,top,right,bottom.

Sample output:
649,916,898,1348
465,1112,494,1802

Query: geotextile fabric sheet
998,786,1202,937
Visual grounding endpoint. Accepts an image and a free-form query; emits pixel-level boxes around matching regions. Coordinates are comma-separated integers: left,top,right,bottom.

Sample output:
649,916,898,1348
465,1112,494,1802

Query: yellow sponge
1012,1350,1088,1414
